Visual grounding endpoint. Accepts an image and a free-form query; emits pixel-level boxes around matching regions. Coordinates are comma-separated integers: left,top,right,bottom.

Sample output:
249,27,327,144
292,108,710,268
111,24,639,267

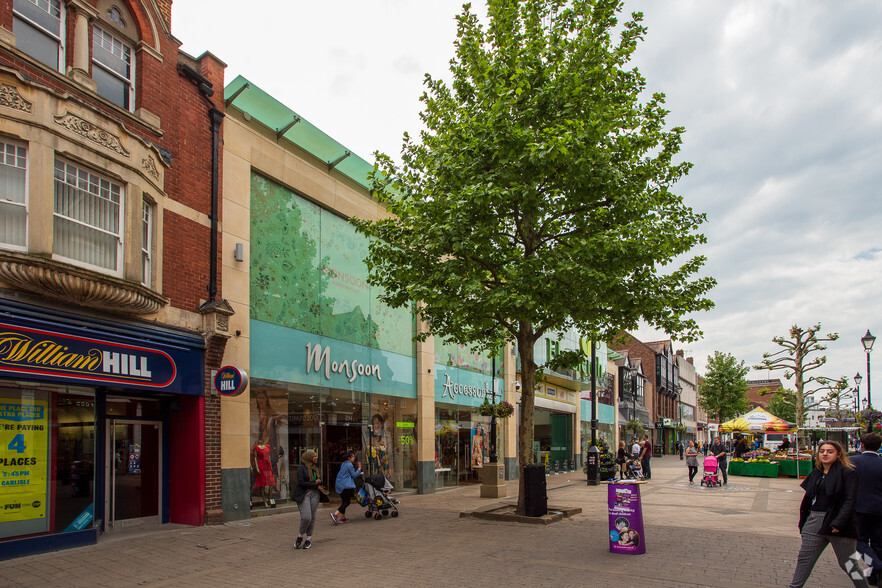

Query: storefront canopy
719,407,798,433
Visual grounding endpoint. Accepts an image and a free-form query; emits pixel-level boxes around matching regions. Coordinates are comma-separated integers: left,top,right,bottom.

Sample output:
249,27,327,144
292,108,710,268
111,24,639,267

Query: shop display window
249,380,417,510
1,382,94,541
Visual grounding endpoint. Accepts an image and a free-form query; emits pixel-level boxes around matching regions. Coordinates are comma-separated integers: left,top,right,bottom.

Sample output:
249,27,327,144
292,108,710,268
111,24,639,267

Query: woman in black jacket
789,440,868,587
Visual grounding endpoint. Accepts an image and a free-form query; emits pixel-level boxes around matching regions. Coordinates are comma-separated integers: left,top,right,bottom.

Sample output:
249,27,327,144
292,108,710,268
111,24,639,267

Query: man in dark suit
851,432,882,586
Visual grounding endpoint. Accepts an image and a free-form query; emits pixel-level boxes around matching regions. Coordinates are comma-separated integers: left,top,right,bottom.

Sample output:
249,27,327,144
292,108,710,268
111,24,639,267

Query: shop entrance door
105,420,161,528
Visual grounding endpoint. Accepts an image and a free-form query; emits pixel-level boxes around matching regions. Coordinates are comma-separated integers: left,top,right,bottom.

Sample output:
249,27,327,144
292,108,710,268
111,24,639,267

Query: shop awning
719,407,797,433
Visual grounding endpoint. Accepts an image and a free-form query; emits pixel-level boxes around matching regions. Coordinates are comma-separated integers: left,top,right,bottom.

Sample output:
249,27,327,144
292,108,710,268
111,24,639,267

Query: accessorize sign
0,399,48,523
607,482,647,555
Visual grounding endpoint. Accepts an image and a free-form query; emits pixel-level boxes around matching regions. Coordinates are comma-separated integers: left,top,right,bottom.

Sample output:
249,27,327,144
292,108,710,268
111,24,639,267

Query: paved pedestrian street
0,458,859,588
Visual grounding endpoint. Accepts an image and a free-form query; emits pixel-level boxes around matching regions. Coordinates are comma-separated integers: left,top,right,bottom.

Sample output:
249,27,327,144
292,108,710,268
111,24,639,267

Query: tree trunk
515,322,537,516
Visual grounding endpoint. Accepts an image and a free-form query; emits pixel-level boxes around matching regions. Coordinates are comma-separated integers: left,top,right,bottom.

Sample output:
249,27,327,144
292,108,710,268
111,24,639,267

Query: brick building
746,379,783,409
0,0,229,558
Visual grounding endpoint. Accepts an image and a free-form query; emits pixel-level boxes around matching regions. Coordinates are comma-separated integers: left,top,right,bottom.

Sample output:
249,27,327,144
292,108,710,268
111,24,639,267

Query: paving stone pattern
0,459,854,587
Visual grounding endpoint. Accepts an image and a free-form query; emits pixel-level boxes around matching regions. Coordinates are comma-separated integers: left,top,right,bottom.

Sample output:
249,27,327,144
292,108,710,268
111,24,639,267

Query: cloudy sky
173,1,882,408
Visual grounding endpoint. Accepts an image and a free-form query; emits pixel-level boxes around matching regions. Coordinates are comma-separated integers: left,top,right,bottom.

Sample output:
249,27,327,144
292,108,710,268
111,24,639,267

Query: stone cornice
0,251,168,315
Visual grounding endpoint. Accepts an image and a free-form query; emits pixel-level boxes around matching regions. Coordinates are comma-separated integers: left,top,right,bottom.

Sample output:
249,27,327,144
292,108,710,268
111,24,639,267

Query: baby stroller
624,458,644,480
701,455,722,487
355,473,400,520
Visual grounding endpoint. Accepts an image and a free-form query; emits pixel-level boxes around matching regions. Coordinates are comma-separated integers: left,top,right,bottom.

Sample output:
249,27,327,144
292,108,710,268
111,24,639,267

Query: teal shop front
433,342,504,489
249,172,418,508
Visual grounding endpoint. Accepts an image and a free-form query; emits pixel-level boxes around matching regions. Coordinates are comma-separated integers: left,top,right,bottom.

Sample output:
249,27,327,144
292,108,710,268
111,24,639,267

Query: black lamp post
490,353,498,463
862,330,875,411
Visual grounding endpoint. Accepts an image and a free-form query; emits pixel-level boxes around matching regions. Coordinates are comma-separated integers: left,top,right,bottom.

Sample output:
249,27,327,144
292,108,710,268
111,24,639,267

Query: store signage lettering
0,399,48,523
305,343,381,383
0,323,175,388
441,373,491,401
214,366,248,396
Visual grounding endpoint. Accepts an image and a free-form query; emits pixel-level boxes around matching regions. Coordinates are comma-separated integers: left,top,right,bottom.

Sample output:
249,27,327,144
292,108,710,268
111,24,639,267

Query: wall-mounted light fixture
234,243,245,262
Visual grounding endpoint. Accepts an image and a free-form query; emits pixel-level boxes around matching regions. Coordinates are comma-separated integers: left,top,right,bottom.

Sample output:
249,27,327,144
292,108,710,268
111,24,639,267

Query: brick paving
0,458,861,588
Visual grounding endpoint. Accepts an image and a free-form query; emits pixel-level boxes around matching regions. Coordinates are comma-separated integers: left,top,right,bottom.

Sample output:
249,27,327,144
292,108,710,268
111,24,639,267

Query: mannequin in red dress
251,439,276,507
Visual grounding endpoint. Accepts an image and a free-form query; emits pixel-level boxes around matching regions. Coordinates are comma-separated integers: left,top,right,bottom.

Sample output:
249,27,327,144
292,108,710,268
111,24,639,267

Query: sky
173,1,882,409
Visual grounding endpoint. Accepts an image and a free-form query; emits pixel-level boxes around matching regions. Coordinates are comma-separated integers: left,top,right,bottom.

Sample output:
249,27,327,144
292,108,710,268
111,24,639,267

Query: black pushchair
355,473,400,520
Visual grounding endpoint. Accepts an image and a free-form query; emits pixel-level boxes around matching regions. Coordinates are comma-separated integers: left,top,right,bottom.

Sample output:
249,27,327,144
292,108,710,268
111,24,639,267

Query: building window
92,25,134,111
0,140,28,250
12,0,64,71
53,159,123,275
141,200,153,287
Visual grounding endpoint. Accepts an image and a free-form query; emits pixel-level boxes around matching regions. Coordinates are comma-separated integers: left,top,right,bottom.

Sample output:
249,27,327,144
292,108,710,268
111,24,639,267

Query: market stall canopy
719,407,798,433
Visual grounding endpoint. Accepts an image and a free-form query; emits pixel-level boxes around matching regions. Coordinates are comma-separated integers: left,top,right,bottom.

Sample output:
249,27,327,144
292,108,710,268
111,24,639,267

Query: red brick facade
746,379,783,409
0,0,226,530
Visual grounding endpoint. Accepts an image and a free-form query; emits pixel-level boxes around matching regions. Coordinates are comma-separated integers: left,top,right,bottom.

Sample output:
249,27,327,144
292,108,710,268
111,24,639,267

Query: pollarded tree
353,0,715,514
755,323,848,447
697,352,749,425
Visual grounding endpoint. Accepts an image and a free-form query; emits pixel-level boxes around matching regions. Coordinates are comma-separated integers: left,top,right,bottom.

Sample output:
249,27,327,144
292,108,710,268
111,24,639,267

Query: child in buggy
355,472,400,520
701,454,722,487
623,457,644,480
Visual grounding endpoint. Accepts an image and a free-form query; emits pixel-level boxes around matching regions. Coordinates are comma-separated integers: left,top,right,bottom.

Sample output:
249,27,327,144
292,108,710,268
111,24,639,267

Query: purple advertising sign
608,482,646,555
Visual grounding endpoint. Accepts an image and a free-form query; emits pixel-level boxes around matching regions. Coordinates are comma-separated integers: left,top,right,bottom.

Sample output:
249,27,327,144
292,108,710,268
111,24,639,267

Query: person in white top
631,439,641,458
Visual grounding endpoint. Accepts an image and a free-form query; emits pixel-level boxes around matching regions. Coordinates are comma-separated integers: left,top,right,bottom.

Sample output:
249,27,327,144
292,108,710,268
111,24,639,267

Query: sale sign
0,398,49,523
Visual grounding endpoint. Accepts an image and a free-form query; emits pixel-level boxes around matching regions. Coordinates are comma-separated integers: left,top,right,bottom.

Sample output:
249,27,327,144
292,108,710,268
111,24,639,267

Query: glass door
105,419,161,528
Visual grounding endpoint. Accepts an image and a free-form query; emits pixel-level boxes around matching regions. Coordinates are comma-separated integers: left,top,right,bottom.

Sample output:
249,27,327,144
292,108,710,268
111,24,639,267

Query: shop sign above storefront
214,366,248,396
0,316,202,395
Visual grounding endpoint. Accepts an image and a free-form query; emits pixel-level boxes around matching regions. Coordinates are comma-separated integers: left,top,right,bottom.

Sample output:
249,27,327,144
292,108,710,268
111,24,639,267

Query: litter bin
524,463,547,517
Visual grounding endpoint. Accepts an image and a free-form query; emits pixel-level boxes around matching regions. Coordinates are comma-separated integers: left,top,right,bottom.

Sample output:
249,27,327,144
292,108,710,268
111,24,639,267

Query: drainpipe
178,64,224,302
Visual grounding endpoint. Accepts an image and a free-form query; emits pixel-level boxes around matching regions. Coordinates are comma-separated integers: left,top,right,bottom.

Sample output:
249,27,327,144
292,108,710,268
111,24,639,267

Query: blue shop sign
0,318,202,395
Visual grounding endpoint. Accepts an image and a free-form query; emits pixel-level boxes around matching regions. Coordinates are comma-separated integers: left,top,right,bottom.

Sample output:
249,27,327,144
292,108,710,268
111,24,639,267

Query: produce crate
740,462,779,477
778,460,812,478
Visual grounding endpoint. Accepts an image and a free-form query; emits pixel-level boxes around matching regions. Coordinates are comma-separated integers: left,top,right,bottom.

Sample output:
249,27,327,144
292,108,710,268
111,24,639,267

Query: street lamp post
861,330,875,414
490,353,497,463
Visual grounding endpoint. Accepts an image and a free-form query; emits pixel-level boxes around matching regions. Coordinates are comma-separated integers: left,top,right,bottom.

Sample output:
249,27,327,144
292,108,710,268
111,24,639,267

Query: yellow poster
0,398,49,523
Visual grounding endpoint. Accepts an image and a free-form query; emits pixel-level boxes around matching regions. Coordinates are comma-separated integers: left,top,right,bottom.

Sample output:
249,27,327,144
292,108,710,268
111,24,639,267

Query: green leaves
698,352,750,423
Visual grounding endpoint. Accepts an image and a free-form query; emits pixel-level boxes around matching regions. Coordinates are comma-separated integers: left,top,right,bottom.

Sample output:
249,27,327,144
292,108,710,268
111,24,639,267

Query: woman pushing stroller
331,450,361,525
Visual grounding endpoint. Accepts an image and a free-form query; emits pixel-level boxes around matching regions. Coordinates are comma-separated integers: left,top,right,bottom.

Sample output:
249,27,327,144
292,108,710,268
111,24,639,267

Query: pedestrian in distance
331,450,362,525
639,435,652,480
850,433,882,586
293,450,325,550
709,436,728,485
789,440,868,588
631,438,641,459
616,441,628,479
678,441,685,460
685,440,699,485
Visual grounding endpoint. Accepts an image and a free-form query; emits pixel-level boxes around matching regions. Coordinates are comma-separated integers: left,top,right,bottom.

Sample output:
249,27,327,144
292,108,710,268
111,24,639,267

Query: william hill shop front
0,300,204,559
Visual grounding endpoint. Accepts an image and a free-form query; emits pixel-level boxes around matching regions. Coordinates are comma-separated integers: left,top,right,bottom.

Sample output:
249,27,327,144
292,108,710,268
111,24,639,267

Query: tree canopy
353,0,714,512
698,351,749,424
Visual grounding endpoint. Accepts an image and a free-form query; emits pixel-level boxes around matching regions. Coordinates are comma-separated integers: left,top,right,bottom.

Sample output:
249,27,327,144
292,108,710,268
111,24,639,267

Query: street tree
353,0,715,514
765,389,797,423
755,323,848,446
697,352,749,425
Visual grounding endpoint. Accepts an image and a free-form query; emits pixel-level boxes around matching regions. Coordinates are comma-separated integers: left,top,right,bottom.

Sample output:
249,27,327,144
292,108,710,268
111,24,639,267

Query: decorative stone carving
53,112,131,157
0,252,168,315
142,156,160,180
0,84,32,113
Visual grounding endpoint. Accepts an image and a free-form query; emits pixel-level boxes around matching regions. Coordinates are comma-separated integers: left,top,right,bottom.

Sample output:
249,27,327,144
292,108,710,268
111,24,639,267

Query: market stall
719,408,806,478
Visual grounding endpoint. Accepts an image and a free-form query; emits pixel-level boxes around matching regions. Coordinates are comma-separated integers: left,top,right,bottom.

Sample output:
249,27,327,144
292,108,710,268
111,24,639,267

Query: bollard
586,446,600,485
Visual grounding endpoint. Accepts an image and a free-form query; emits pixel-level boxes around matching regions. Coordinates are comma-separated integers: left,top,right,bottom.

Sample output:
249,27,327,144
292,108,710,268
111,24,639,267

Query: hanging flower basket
477,398,514,418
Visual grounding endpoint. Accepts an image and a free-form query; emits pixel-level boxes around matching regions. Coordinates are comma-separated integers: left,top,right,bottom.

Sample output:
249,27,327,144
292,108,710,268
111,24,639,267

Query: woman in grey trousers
789,440,868,587
292,450,323,550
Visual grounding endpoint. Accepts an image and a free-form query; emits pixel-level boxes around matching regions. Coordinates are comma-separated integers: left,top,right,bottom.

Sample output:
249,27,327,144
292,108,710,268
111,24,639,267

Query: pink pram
700,455,722,487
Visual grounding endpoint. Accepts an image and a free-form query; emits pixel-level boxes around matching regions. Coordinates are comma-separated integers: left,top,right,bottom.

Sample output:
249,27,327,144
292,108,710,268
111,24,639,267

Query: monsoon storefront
248,172,419,507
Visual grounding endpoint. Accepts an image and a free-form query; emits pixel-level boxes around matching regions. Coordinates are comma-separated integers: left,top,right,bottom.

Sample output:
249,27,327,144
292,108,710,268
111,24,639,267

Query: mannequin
251,438,276,508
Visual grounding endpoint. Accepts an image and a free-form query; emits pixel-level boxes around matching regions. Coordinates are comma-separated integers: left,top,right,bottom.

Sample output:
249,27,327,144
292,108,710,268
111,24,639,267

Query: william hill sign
0,320,199,394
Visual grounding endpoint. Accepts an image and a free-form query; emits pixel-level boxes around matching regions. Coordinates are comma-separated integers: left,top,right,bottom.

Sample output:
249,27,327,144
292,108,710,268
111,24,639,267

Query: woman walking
331,450,361,524
685,440,699,485
616,441,628,479
789,440,869,587
293,450,324,550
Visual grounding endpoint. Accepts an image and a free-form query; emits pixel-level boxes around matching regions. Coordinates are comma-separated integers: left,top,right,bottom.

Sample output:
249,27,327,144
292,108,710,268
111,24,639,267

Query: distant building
746,379,784,409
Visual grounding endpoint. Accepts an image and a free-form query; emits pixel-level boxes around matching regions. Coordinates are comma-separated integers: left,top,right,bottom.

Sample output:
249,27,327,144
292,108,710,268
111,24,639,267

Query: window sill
0,250,168,315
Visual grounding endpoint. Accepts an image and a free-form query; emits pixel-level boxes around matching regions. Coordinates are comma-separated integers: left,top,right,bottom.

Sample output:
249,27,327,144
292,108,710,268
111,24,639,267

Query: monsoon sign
0,399,49,523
